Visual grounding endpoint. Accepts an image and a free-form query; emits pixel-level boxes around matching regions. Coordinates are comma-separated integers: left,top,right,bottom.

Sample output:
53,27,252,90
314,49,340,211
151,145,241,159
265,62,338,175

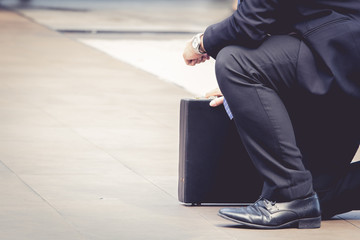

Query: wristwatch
191,33,206,55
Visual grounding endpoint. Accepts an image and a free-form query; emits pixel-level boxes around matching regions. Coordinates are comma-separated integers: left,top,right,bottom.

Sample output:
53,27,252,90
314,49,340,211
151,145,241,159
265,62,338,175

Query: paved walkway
0,6,360,240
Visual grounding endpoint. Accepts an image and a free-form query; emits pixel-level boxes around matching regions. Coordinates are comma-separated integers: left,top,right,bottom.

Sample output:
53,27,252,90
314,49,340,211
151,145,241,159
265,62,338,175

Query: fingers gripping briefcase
178,98,262,205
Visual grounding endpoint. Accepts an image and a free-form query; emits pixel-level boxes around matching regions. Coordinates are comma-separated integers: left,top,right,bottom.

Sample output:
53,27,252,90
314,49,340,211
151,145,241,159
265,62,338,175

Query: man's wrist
192,33,207,55
199,34,206,54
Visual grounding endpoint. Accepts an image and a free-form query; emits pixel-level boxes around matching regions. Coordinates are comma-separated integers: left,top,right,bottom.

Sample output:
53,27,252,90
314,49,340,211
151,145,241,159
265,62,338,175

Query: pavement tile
17,174,234,240
0,141,131,175
0,125,85,142
337,211,360,229
0,163,88,240
0,107,62,127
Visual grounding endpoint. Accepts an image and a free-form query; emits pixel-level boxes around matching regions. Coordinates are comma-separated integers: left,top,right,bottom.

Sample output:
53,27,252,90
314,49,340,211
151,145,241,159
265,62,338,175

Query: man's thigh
215,35,302,96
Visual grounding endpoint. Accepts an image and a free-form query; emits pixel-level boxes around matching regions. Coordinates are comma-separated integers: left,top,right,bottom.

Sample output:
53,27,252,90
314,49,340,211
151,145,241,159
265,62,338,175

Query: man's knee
215,46,247,89
215,45,261,94
215,46,236,72
215,36,301,94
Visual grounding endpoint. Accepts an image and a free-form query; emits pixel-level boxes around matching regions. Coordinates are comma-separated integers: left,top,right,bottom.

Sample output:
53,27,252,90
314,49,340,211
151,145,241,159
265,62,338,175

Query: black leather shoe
218,193,321,229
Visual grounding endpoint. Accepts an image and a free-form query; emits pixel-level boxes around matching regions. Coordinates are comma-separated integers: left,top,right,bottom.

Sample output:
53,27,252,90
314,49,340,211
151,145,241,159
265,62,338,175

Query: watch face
192,37,199,49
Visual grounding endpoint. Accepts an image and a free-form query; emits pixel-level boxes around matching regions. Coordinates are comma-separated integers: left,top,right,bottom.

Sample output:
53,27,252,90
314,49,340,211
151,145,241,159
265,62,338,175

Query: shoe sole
218,212,321,229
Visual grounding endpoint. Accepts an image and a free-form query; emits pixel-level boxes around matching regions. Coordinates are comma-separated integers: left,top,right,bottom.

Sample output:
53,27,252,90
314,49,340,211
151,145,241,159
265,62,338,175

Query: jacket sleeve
203,0,289,58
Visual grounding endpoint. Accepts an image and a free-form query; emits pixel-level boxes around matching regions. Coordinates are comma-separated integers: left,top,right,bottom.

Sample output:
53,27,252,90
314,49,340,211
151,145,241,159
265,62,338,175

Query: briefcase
178,98,262,205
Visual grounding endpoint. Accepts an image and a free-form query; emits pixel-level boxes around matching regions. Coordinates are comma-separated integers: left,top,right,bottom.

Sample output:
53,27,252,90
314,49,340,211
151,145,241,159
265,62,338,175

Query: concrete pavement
0,3,360,240
3,0,232,95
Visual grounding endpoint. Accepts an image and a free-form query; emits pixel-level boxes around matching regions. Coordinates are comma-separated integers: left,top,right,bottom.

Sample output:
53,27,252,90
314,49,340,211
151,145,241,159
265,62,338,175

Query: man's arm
204,0,290,58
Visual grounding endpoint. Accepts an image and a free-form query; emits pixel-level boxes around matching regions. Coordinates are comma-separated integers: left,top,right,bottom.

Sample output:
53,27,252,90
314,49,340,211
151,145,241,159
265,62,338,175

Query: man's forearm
203,0,282,58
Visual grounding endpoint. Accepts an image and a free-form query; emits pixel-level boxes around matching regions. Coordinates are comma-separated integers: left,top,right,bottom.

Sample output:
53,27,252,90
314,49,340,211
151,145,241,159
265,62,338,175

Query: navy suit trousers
215,35,360,211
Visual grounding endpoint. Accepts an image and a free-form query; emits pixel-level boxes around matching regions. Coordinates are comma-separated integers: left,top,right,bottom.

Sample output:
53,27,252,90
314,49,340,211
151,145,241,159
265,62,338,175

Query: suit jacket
203,0,360,98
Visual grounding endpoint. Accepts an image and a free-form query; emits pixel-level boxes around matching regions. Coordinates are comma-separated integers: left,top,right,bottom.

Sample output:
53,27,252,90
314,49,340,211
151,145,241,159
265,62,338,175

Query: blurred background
0,0,236,95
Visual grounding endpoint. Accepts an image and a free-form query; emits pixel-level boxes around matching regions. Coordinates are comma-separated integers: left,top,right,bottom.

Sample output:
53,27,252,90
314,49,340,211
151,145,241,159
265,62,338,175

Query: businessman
183,0,360,229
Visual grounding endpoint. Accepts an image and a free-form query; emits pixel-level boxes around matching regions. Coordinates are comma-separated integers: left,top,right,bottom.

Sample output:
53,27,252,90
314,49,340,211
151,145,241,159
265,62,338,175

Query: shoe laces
253,197,278,212
264,199,277,206
256,196,276,206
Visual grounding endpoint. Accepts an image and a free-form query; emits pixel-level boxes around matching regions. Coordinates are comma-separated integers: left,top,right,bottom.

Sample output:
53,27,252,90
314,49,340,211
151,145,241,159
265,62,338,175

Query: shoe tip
218,207,231,216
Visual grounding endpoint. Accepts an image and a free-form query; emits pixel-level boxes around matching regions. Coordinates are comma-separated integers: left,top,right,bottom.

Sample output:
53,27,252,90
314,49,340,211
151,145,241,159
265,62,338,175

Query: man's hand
205,88,224,107
183,35,209,66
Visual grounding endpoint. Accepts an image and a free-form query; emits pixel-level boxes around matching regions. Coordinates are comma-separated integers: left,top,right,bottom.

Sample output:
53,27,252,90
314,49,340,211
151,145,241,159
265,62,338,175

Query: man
183,0,360,229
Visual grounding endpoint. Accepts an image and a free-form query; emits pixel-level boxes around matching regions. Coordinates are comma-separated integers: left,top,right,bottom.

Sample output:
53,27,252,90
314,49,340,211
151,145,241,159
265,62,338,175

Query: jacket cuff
203,24,224,59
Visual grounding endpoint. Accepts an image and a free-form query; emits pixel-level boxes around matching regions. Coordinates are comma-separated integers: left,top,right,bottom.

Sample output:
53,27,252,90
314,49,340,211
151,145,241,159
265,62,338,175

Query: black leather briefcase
178,98,262,205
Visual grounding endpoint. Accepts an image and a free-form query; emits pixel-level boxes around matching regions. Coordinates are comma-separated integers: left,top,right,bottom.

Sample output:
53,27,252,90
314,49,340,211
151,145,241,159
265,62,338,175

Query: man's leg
215,35,314,202
291,89,360,219
215,35,323,228
319,160,360,219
